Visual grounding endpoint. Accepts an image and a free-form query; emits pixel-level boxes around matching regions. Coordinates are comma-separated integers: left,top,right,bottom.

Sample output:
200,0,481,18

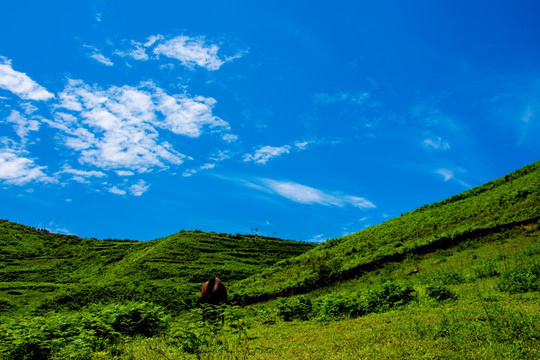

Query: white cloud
116,170,134,176
243,139,319,165
153,35,240,70
312,91,369,106
182,162,217,177
115,41,149,61
52,79,229,172
0,142,51,185
423,136,450,151
243,145,291,165
0,58,54,101
58,165,107,178
109,186,126,195
210,150,234,162
129,179,149,196
294,141,312,150
90,53,114,66
84,46,114,66
5,110,40,141
152,86,229,137
261,178,376,209
435,168,470,187
222,133,238,142
308,234,326,243
435,168,454,181
144,35,164,47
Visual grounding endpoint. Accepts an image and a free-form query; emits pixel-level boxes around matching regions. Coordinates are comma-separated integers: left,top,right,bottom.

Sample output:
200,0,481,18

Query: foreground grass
116,294,539,360
116,225,539,360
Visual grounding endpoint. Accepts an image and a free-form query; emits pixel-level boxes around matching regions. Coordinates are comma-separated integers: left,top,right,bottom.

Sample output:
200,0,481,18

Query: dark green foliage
277,281,416,321
425,285,457,302
498,262,540,293
315,292,366,319
277,296,313,321
0,298,14,314
94,302,169,337
365,281,416,312
0,302,169,359
473,260,500,278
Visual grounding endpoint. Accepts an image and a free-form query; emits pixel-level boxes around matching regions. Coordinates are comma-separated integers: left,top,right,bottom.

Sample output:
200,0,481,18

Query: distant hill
0,223,314,314
230,161,540,303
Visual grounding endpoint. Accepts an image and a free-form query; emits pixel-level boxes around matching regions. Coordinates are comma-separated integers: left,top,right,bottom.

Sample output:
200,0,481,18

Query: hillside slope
0,223,314,313
230,161,540,302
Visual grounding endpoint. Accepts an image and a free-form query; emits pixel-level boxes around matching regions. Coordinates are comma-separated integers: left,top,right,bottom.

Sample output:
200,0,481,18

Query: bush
94,302,170,337
365,281,417,312
277,296,313,321
315,292,366,319
0,302,169,359
498,262,540,293
0,312,116,360
425,285,457,302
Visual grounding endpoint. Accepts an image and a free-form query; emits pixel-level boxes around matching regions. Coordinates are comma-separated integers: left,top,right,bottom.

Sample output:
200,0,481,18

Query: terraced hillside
0,223,314,314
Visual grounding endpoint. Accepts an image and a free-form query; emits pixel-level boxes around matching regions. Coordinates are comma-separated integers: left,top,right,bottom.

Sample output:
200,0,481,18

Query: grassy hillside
230,161,540,303
0,223,314,314
0,161,538,359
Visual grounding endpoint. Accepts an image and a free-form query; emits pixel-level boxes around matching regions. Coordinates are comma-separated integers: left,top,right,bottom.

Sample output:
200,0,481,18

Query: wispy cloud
0,58,54,101
243,140,317,165
108,179,149,196
84,46,114,66
312,91,369,106
152,35,243,71
5,110,40,142
114,41,149,61
109,186,126,195
260,178,376,209
423,136,450,151
111,34,245,70
57,165,107,184
182,150,234,177
0,140,52,185
243,145,291,165
435,168,470,187
129,179,149,196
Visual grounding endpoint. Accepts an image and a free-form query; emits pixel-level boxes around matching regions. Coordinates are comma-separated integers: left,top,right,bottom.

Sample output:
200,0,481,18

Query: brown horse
200,276,227,305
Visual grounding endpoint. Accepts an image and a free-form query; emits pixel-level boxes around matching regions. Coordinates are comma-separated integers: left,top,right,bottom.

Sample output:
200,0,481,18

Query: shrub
365,281,417,312
0,302,169,359
0,312,116,360
498,262,540,293
95,302,169,337
277,296,313,321
425,285,457,302
315,292,366,319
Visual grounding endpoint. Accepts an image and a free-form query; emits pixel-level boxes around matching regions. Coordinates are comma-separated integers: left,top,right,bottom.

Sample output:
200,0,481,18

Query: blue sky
1,1,539,242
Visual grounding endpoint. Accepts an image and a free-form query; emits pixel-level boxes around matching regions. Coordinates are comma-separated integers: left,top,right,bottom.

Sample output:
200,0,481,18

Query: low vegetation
0,161,538,359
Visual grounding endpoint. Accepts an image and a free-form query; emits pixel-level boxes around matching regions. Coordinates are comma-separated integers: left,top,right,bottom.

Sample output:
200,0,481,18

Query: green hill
230,161,540,303
0,223,314,314
0,161,538,359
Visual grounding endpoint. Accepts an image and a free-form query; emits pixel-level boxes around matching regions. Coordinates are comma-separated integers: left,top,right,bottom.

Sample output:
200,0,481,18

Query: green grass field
0,161,538,359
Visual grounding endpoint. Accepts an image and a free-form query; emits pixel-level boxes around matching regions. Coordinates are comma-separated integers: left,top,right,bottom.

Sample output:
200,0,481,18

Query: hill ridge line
236,215,540,305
